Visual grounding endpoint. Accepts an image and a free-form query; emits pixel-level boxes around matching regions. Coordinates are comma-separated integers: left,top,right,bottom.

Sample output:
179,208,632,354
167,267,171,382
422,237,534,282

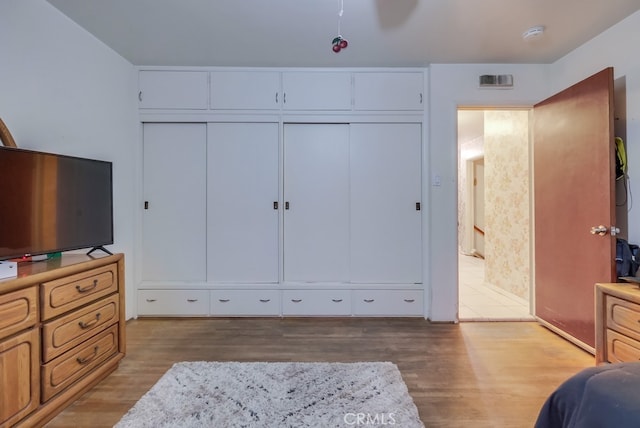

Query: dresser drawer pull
291,299,303,303
364,299,375,303
145,299,157,303
404,299,416,303
219,299,230,303
78,313,101,329
76,279,98,293
332,299,343,303
259,299,271,303
187,299,199,303
77,346,99,365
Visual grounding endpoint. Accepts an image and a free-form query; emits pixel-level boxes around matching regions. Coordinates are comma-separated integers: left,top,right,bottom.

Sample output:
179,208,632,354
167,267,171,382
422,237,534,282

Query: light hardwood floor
45,318,594,428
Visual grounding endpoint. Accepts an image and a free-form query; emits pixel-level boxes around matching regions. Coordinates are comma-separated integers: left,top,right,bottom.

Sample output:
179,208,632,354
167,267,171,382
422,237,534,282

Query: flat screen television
0,147,113,260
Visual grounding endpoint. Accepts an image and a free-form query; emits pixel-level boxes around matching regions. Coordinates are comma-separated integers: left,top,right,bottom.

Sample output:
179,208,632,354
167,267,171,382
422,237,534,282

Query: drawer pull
146,299,157,303
77,346,99,365
291,299,303,303
404,299,416,303
76,279,98,293
259,299,271,303
332,299,343,303
219,299,230,303
364,299,375,303
78,313,101,329
187,299,198,303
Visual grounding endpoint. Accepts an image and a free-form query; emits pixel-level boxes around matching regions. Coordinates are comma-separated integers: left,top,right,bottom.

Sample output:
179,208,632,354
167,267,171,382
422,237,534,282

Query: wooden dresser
595,282,640,364
0,253,125,428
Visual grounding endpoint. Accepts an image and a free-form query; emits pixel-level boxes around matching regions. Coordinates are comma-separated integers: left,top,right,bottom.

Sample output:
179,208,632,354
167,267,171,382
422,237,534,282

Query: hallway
459,253,533,321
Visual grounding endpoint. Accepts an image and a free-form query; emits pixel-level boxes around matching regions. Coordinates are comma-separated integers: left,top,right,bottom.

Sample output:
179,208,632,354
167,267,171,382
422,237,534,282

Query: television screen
0,147,113,260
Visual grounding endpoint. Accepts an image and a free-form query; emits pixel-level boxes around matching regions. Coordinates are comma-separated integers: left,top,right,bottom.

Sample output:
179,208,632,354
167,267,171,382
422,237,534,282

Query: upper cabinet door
138,71,208,109
210,71,281,110
353,72,424,110
282,72,352,110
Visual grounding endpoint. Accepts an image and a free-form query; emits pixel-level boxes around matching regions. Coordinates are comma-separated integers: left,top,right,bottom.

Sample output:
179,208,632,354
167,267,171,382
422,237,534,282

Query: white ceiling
46,0,640,67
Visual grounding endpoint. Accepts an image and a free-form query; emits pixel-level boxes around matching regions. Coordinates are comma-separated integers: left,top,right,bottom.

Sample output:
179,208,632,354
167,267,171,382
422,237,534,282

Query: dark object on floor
535,362,640,428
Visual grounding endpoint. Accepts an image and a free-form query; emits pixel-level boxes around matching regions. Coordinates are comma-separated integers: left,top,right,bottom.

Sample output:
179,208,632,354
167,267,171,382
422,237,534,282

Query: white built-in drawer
353,289,423,316
282,290,351,316
211,290,280,316
137,290,209,316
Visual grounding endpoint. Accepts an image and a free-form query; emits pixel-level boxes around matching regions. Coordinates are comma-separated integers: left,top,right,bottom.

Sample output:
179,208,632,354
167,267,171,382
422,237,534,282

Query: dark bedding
534,362,640,428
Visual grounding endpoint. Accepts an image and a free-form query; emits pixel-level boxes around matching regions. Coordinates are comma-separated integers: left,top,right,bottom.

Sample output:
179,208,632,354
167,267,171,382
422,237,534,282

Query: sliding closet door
207,122,279,283
142,123,207,281
350,123,422,283
283,124,350,282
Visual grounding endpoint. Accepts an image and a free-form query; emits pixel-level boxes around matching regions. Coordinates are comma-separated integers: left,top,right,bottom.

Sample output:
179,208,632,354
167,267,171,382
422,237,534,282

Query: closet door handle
404,299,416,303
219,299,230,303
259,299,271,303
291,299,302,303
285,201,290,210
187,299,198,303
364,299,375,303
332,299,343,303
273,201,279,210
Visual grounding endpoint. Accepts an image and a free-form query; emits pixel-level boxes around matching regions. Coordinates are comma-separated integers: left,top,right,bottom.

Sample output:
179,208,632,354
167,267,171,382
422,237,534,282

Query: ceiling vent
479,74,514,89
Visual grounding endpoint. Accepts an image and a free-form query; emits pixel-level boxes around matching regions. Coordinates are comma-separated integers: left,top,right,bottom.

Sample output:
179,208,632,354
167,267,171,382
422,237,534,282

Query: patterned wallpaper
483,110,530,301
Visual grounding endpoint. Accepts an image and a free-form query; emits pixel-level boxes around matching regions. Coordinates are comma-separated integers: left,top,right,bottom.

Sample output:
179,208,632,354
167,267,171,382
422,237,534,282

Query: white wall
427,64,548,321
550,11,640,245
0,0,139,318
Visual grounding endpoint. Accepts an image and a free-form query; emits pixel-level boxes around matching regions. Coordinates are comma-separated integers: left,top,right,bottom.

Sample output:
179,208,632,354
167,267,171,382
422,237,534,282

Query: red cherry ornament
339,39,348,49
332,44,341,53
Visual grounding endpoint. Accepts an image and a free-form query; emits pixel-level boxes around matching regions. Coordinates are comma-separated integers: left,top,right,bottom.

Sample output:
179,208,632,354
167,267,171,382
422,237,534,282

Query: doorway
457,108,533,321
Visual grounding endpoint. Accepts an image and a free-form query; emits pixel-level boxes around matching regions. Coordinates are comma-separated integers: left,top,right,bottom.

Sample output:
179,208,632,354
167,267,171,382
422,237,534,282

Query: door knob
590,225,608,236
590,225,620,236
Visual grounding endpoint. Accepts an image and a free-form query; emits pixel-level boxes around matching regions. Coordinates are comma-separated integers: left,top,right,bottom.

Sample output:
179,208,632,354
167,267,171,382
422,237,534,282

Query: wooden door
207,122,279,283
142,123,207,281
283,124,350,282
349,123,422,283
534,68,616,349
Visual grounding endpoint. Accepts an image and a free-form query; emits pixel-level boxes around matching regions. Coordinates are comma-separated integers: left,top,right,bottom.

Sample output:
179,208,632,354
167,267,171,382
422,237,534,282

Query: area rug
114,361,424,428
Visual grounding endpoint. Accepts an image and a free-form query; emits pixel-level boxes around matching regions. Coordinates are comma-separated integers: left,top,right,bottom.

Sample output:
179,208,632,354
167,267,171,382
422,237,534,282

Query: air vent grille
479,74,514,88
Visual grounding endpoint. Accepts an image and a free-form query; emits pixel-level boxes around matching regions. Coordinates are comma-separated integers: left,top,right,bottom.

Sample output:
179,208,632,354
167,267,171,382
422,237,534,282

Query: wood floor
45,318,594,428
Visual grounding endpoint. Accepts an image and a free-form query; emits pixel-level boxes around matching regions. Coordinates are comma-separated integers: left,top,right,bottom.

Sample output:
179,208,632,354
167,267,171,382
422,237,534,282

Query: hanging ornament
332,0,348,53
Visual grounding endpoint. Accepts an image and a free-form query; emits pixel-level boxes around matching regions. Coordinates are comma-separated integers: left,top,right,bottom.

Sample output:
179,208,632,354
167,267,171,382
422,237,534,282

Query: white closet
142,123,207,281
207,122,279,283
283,124,350,282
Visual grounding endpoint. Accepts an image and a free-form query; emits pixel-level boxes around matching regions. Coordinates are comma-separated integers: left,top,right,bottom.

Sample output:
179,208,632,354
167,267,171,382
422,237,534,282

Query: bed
535,362,640,428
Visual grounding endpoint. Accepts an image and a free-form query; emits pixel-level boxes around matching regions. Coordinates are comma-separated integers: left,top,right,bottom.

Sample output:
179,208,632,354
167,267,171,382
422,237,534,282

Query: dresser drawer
606,329,640,363
42,294,119,362
138,289,209,316
606,295,640,342
41,324,119,402
282,290,351,316
0,287,38,341
211,290,280,316
353,290,423,316
41,264,118,320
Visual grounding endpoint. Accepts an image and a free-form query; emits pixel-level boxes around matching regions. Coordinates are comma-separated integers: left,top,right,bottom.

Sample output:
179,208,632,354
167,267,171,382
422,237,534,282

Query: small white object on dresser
0,260,17,279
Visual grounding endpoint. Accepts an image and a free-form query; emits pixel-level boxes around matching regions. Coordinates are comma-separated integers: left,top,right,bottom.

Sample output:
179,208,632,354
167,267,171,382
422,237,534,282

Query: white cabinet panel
353,290,423,316
139,71,208,109
282,290,351,316
284,124,350,282
138,290,209,316
211,290,280,316
350,123,422,283
142,123,207,281
210,71,280,110
207,123,279,283
282,72,352,110
353,72,423,110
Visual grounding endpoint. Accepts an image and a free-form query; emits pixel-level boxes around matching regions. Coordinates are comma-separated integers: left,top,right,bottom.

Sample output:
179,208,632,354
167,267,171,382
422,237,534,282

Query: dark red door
534,67,616,350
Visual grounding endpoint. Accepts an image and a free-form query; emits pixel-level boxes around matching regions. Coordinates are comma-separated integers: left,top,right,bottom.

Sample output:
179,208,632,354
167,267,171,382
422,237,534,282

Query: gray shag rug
114,361,424,428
